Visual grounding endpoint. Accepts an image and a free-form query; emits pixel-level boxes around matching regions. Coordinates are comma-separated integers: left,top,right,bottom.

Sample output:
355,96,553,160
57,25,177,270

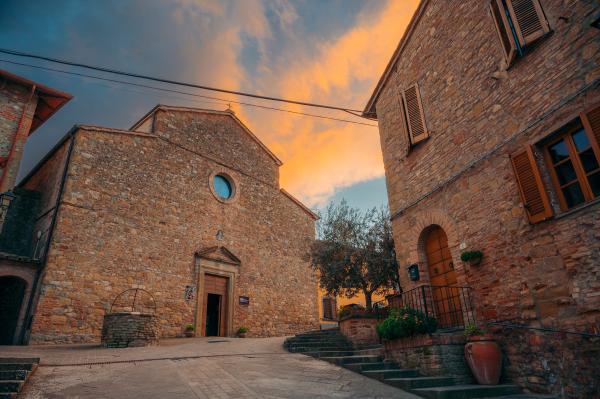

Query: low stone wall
101,312,160,348
383,333,473,384
492,326,600,398
339,314,380,346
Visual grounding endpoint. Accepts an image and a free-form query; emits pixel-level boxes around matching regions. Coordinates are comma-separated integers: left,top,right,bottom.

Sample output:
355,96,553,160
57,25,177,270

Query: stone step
488,395,558,399
0,394,16,399
345,362,401,372
320,355,383,366
384,376,456,390
0,358,39,364
303,350,356,358
352,347,384,356
285,337,350,344
0,381,23,394
0,364,36,372
361,368,420,381
412,384,521,399
0,370,28,381
287,345,352,351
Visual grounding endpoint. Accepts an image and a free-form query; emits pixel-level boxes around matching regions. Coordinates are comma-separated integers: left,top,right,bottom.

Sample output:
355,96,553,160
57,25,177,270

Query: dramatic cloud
237,0,420,206
2,0,418,209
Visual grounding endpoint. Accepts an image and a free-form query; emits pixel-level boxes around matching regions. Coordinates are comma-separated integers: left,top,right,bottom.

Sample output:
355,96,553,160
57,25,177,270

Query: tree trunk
364,290,373,311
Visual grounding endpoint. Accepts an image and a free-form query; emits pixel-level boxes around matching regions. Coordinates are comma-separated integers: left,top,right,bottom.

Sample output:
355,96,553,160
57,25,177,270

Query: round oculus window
213,175,233,200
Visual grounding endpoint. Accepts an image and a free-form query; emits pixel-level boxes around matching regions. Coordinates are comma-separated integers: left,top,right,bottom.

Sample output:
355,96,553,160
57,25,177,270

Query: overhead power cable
0,59,377,127
0,47,367,115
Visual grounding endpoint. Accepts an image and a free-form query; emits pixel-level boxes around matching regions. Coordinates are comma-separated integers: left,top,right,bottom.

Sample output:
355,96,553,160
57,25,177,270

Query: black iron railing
379,285,476,330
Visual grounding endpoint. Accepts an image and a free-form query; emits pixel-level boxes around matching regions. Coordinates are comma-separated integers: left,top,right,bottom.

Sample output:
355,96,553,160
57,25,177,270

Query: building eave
280,188,319,220
0,68,73,133
362,0,429,118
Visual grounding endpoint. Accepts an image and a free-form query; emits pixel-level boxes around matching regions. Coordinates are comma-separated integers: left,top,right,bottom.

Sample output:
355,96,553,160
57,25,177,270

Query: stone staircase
285,330,556,399
0,358,39,399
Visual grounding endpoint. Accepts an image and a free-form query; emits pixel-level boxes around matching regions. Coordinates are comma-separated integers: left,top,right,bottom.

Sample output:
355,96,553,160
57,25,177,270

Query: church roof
130,105,283,166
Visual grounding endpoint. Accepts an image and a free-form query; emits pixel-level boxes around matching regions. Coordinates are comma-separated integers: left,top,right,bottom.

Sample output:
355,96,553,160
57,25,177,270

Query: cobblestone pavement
1,337,418,398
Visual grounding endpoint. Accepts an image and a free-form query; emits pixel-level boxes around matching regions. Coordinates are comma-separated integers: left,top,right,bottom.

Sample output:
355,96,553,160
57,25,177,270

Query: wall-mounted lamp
407,264,420,282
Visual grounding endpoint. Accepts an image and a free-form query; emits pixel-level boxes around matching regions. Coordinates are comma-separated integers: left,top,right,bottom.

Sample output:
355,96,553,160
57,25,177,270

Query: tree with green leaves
308,200,400,311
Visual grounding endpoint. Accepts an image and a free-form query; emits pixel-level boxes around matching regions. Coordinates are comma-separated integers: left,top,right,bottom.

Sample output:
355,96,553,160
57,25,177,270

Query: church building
0,71,319,344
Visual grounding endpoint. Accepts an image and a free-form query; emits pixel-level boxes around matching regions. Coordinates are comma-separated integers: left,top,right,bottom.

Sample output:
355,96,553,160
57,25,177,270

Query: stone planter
339,313,380,346
184,330,195,337
238,332,247,338
464,334,502,385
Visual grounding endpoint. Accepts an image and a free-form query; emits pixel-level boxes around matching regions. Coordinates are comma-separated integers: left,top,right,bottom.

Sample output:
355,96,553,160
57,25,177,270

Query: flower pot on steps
464,334,502,385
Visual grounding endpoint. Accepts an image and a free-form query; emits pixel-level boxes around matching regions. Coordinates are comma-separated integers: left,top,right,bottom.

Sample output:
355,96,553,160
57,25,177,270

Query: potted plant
464,323,502,385
236,326,249,338
461,250,483,267
184,323,195,338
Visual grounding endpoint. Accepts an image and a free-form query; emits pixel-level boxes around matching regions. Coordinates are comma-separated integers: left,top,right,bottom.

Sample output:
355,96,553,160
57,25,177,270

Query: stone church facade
1,89,319,343
364,0,599,397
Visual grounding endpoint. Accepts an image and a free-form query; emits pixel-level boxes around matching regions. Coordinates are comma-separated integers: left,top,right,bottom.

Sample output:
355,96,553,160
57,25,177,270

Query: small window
213,175,233,200
544,125,600,210
489,0,550,66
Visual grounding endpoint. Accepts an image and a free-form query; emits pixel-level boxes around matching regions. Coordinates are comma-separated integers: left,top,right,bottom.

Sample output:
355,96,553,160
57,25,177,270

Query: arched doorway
424,226,463,328
0,276,27,345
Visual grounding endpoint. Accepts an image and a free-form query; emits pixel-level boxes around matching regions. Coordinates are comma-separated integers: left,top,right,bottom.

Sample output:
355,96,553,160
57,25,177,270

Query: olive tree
308,200,399,311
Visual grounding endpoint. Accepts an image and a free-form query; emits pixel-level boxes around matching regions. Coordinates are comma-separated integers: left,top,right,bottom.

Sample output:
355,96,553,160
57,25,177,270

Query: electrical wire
0,47,368,115
0,58,378,128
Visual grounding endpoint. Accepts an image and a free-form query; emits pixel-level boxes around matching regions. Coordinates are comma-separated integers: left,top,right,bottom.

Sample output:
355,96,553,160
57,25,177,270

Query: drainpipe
0,85,36,192
19,131,77,344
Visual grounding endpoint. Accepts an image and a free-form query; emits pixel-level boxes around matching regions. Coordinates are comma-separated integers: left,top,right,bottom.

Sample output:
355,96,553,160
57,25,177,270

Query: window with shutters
489,0,550,66
400,83,429,147
543,118,600,211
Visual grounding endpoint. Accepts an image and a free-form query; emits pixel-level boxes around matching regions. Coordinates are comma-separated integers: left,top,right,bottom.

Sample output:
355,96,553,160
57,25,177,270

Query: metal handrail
380,284,476,330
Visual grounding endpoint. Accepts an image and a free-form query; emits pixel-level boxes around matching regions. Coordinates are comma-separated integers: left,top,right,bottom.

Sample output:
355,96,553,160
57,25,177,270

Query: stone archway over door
0,276,27,345
424,226,463,328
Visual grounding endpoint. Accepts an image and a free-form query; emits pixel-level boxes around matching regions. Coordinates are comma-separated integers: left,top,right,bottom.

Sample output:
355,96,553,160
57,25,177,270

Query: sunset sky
0,0,419,212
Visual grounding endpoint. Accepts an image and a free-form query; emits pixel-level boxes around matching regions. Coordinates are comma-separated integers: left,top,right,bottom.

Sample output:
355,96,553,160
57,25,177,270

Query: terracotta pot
464,334,502,385
184,330,194,337
238,332,246,338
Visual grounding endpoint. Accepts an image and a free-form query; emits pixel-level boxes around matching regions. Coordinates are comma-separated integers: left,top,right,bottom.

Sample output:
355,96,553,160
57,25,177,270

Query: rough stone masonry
20,105,320,343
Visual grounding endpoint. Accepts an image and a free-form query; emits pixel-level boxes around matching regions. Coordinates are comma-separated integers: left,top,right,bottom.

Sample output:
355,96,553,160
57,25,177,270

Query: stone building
363,0,599,397
1,88,319,343
0,69,71,345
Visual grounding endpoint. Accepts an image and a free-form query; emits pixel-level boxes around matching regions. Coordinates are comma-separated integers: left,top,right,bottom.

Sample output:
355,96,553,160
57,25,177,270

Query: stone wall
0,188,41,257
339,315,380,346
383,334,473,385
24,108,319,343
491,326,600,398
373,1,599,397
101,312,160,348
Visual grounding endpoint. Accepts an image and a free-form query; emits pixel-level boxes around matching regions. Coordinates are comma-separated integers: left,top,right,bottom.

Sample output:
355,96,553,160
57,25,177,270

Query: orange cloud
238,0,420,207
168,0,419,207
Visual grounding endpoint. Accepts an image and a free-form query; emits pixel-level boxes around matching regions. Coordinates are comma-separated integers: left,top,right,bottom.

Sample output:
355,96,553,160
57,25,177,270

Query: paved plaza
0,337,418,399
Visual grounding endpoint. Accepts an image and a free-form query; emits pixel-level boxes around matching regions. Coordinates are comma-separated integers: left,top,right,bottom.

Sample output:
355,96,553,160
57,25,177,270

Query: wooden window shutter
580,104,600,162
489,0,517,65
402,83,429,145
510,146,553,223
506,0,550,46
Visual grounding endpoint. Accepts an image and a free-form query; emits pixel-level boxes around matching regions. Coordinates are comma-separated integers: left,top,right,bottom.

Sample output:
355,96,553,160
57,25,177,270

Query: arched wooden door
424,226,463,328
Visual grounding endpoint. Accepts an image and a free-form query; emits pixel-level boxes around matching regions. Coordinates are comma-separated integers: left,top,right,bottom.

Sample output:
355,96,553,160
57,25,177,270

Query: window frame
542,123,600,211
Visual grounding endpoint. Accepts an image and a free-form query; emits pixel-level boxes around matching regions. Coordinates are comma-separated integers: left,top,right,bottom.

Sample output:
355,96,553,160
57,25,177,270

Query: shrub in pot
464,323,502,385
184,323,195,338
237,326,249,338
